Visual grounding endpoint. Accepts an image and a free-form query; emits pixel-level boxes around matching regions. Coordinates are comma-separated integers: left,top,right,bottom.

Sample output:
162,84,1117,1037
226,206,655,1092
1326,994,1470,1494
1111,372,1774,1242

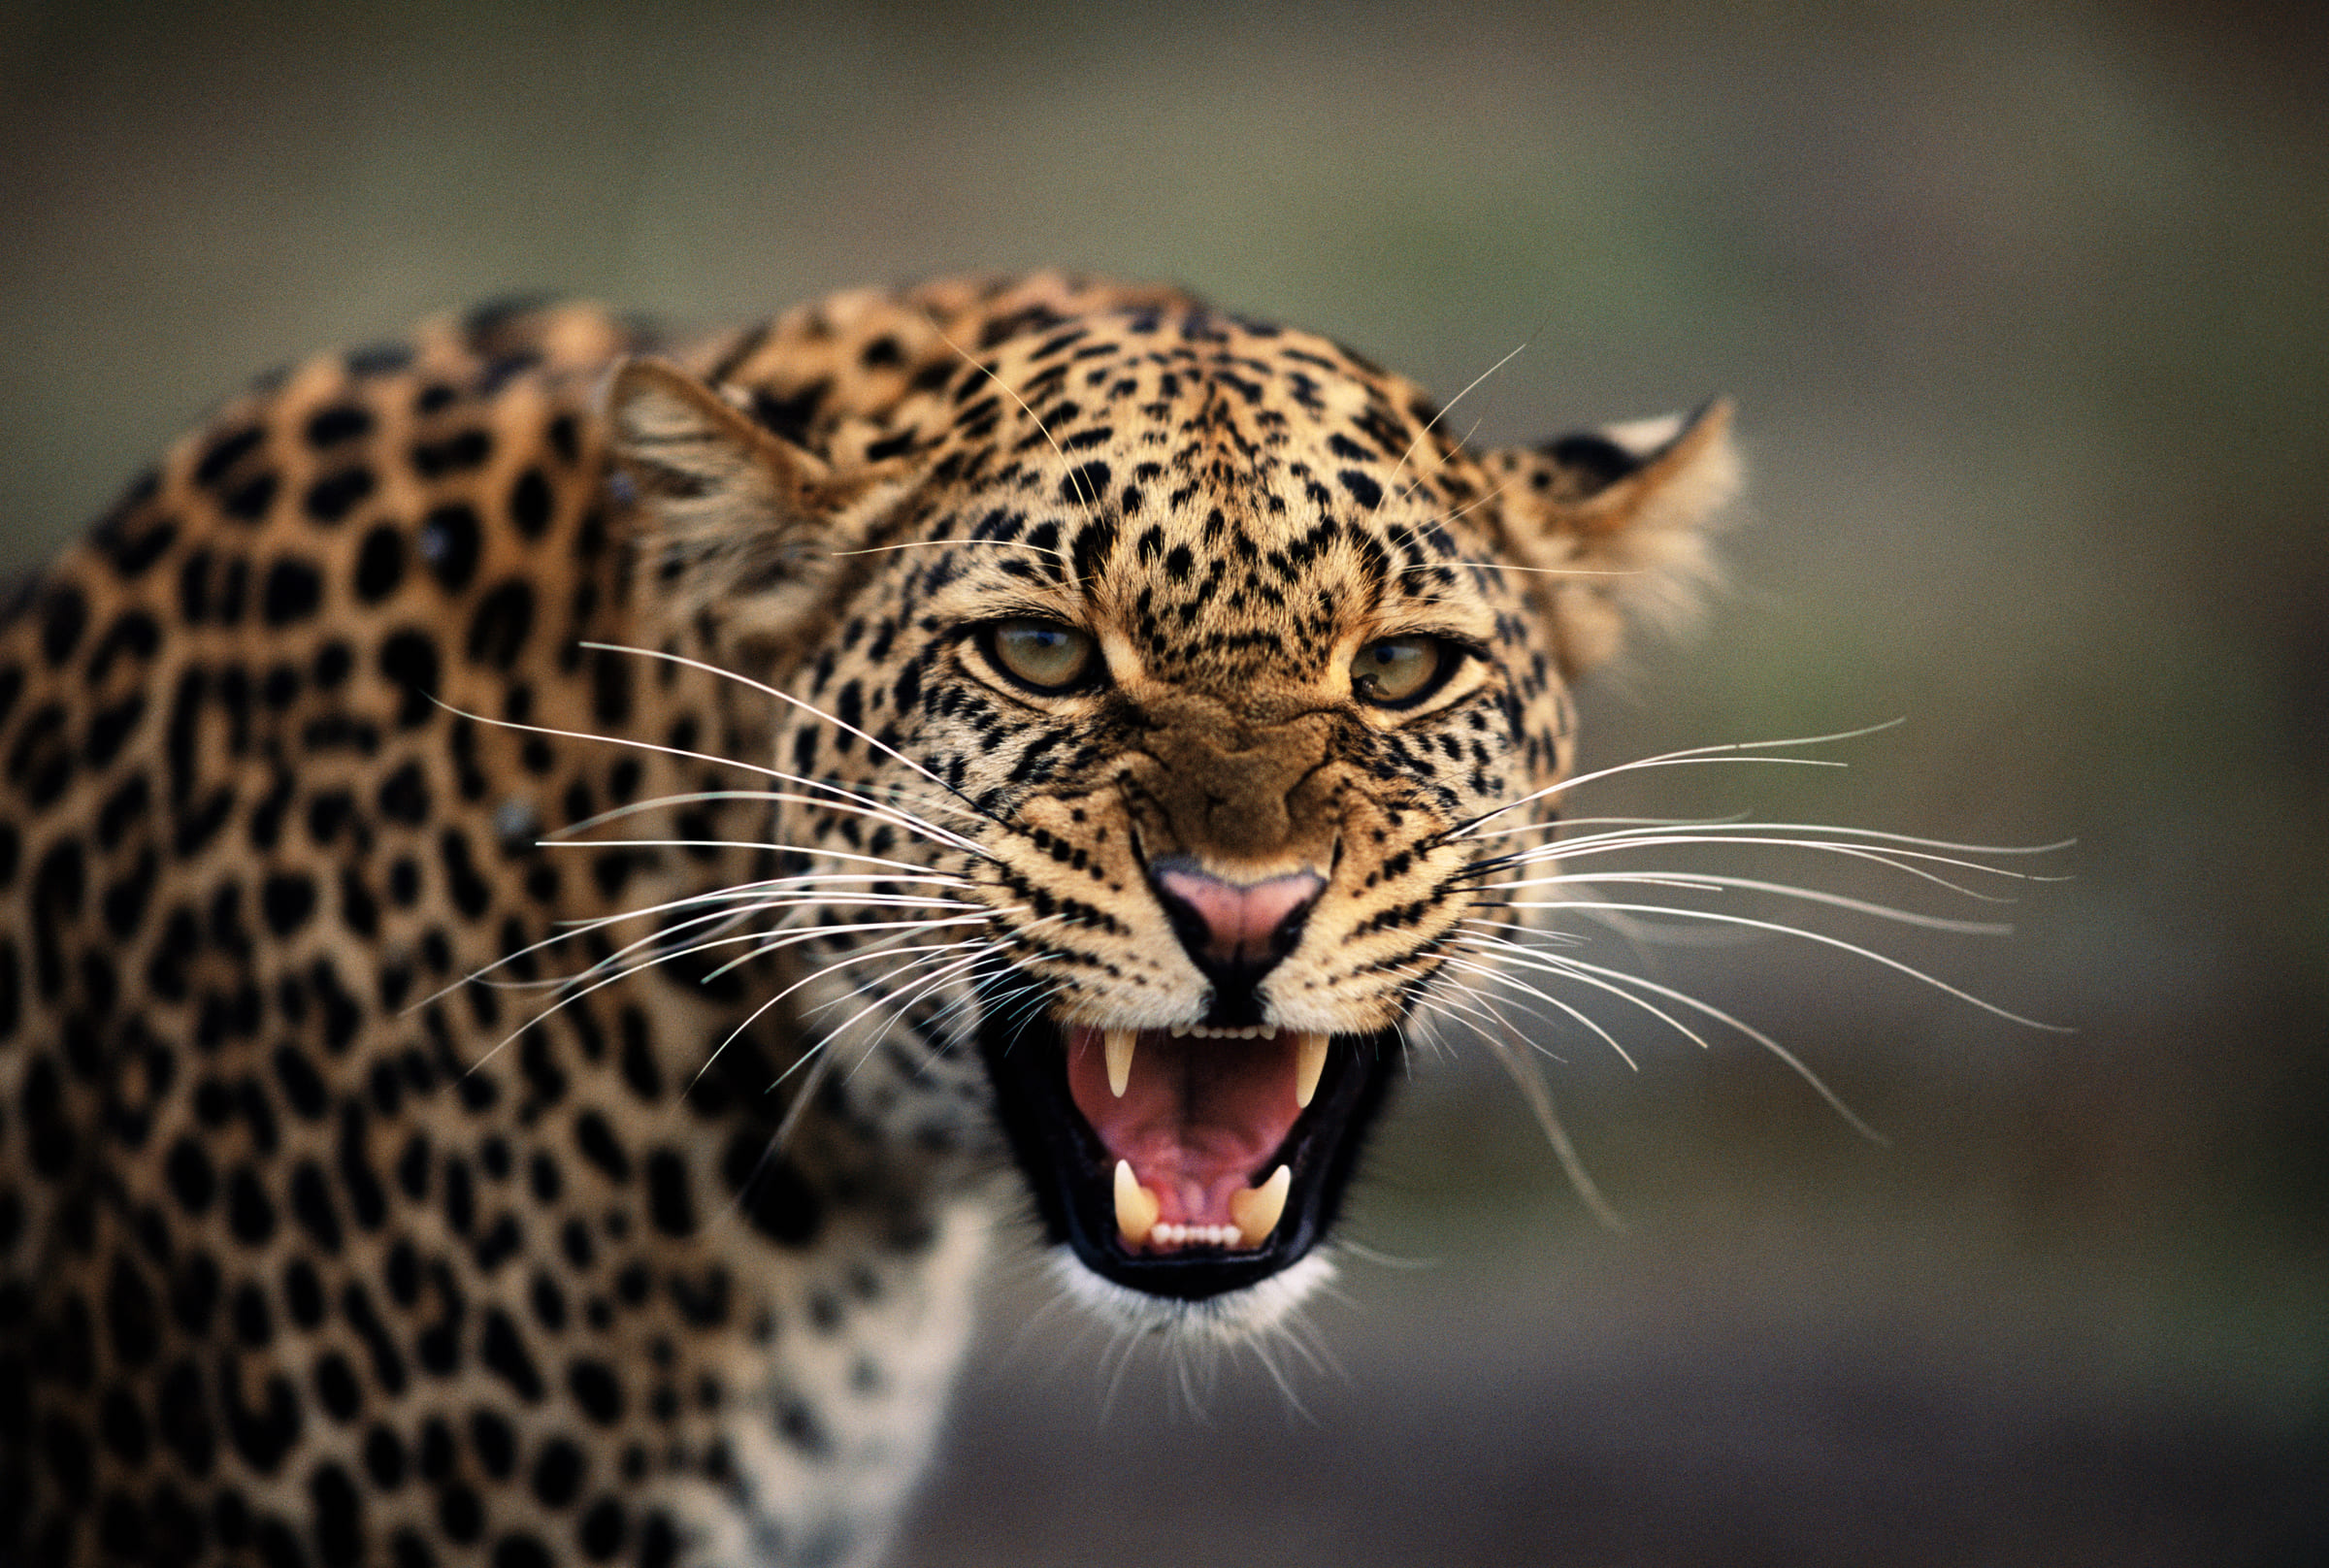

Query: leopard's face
610,277,1736,1327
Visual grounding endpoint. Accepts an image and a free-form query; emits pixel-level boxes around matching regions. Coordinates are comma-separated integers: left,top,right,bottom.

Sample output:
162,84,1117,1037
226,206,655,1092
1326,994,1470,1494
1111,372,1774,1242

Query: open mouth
978,1014,1397,1300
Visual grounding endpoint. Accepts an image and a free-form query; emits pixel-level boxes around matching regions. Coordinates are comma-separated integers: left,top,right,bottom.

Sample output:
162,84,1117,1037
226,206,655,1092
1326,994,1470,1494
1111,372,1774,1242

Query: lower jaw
977,1013,1399,1302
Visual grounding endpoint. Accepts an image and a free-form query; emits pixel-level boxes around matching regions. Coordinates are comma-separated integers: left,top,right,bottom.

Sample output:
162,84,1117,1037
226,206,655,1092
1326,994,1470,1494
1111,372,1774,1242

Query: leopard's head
607,278,1737,1332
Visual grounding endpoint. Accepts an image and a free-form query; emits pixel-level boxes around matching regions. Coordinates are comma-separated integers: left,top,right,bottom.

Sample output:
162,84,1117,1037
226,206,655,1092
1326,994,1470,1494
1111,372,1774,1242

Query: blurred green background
3,2,2322,1562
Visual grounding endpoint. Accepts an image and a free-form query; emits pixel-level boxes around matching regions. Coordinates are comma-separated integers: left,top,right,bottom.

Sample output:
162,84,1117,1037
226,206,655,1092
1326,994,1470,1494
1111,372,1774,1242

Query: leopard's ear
1481,398,1740,677
605,357,903,668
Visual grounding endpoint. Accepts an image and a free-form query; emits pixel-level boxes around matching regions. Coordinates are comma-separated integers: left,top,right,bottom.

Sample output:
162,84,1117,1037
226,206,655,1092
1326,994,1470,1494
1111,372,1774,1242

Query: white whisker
1476,898,2067,1029
1438,954,1639,1070
1460,926,1886,1142
1454,932,1717,1057
578,638,992,822
919,313,1102,544
1427,976,1624,1230
1445,720,1909,841
1370,338,1530,521
552,782,986,838
431,690,995,857
1483,833,2046,903
1475,871,2015,935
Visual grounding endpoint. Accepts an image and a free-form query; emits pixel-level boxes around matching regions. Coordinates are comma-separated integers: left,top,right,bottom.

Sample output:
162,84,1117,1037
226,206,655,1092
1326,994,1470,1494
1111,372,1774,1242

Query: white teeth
1113,1160,1160,1247
1230,1164,1293,1248
1103,1029,1135,1098
1293,1031,1328,1108
1117,1160,1292,1252
1169,1024,1280,1040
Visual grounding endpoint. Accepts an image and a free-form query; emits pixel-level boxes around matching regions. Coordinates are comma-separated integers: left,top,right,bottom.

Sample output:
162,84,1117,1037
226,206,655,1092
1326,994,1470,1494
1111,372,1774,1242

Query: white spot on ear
1601,412,1686,459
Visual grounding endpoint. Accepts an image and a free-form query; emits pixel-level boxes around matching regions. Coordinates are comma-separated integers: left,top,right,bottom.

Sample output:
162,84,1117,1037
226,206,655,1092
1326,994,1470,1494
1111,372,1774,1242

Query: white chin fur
1045,1246,1335,1344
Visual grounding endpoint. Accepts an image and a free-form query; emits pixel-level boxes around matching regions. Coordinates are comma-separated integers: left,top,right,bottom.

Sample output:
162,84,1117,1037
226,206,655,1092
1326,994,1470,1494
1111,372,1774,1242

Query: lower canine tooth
1103,1029,1135,1098
1113,1160,1160,1247
1229,1164,1293,1248
1293,1031,1328,1108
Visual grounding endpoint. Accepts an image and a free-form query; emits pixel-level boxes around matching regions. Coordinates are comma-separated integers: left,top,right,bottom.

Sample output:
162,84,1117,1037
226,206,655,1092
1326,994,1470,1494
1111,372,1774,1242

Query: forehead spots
740,291,1517,698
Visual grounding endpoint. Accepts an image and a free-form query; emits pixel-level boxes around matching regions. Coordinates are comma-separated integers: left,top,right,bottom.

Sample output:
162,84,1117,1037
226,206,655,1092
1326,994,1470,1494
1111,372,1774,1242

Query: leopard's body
0,274,1735,1567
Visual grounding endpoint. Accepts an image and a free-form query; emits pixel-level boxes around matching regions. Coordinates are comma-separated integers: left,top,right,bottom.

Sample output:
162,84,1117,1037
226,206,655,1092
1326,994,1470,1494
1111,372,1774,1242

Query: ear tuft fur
1482,398,1741,676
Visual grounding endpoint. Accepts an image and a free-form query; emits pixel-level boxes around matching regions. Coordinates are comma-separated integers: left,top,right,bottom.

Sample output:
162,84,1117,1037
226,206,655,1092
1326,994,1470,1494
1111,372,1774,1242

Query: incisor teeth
1293,1031,1328,1108
1229,1164,1293,1249
1113,1160,1160,1247
1103,1029,1135,1098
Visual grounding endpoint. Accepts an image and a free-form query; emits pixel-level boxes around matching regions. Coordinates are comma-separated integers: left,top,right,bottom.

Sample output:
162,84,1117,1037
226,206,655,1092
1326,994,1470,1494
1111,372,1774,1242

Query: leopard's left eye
1350,636,1457,708
982,618,1099,694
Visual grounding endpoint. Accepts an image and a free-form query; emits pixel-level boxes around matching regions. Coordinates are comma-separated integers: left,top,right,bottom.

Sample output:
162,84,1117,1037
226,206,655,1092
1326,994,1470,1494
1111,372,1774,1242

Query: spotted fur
0,275,1735,1567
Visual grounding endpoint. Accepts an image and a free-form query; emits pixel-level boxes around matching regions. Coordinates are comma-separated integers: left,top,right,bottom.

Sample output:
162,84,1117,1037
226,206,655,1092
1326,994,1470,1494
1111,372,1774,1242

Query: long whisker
1424,975,1624,1229
1371,339,1531,521
460,889,988,996
1392,558,1629,579
920,313,1103,545
466,907,1000,1072
425,885,770,1010
1462,812,1749,844
451,864,985,998
1438,954,1638,1070
1387,414,1489,514
827,950,993,1085
1521,820,2077,861
1460,926,1886,1142
429,693,992,857
1442,720,1909,842
713,936,996,1099
1453,933,1715,1056
1472,833,2055,902
702,913,1000,983
765,917,1068,1152
832,537,1073,565
1477,900,2066,1031
541,834,984,876
1474,871,2016,934
554,782,987,838
579,639,991,823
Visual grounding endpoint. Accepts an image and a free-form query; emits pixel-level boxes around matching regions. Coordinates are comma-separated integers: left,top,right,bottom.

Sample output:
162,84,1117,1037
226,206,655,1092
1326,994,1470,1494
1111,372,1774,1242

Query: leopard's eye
1350,636,1452,707
983,619,1099,693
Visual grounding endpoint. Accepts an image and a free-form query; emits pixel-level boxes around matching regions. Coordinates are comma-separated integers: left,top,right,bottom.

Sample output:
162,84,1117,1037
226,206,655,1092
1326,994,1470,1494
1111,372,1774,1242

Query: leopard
0,272,1739,1568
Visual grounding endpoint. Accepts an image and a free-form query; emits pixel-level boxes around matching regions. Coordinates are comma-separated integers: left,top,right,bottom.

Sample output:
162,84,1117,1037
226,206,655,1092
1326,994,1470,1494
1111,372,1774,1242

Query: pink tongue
1064,1027,1301,1228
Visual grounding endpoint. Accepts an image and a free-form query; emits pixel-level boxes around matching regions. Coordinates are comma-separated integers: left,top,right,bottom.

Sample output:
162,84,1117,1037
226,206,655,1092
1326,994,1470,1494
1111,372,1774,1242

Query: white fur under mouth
1047,1245,1338,1342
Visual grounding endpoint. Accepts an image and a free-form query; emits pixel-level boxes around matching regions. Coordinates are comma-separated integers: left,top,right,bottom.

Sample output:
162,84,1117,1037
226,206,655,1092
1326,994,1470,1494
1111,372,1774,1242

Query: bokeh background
3,2,2322,1563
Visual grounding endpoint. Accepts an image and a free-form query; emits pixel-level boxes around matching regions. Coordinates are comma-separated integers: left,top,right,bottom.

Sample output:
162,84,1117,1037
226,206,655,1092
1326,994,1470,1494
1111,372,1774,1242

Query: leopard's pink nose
1147,861,1327,996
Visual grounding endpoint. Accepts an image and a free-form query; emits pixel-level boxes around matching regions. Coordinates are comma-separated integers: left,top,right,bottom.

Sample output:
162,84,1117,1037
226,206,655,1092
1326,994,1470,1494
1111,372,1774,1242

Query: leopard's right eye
981,619,1099,694
1350,635,1456,708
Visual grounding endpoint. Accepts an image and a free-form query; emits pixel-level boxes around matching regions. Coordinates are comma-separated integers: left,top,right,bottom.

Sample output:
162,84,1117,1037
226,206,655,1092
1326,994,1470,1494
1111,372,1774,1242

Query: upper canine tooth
1230,1164,1293,1248
1293,1031,1328,1108
1103,1029,1135,1098
1114,1160,1160,1247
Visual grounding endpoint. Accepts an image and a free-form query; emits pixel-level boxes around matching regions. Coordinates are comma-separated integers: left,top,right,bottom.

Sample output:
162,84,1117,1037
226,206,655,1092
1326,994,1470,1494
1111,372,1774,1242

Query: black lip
977,1005,1399,1301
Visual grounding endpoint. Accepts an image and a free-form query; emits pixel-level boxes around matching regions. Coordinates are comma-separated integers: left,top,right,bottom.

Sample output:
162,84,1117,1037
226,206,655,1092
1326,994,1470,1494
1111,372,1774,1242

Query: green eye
984,619,1099,693
1351,636,1451,707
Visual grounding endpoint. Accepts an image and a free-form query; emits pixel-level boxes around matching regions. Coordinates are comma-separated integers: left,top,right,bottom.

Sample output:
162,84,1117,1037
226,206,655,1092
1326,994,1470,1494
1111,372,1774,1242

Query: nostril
1147,862,1327,983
